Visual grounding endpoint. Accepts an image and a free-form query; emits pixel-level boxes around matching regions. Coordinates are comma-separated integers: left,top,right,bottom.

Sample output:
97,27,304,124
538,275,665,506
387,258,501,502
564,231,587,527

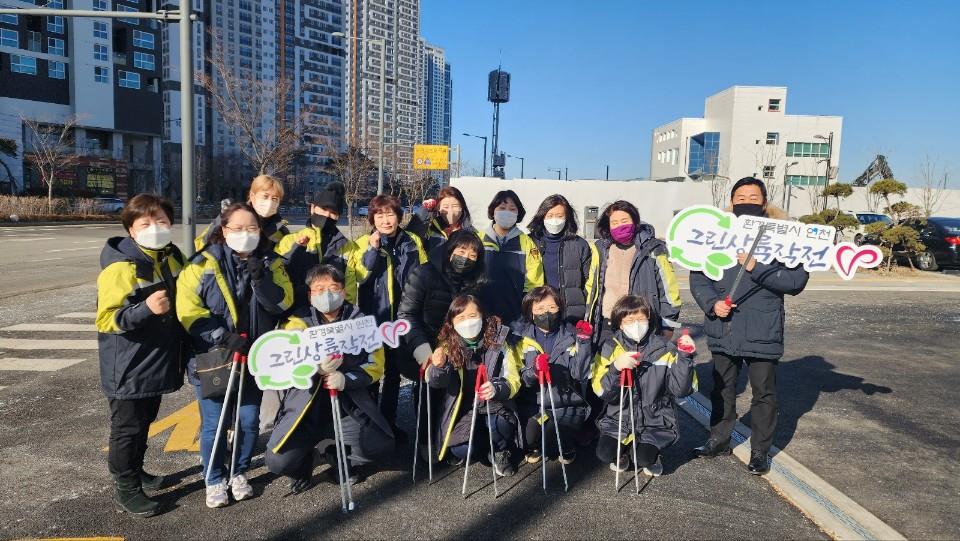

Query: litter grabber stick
228,351,248,482
725,224,771,307
205,333,246,486
413,363,434,483
328,385,355,512
462,363,499,497
538,357,548,493
537,354,570,492
625,367,641,493
614,357,639,494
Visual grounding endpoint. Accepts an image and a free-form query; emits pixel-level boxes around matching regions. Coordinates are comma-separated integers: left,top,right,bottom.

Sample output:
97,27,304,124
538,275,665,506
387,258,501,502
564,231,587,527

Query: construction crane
852,155,894,187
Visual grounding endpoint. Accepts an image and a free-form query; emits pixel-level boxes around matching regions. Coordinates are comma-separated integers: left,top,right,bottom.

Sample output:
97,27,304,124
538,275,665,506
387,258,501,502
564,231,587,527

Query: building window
93,21,109,39
786,175,827,186
118,70,140,88
766,132,779,145
94,43,108,61
1,11,17,24
0,28,16,48
133,30,154,49
117,4,139,24
768,98,781,112
762,166,776,179
11,54,38,75
48,60,65,79
786,142,830,158
133,51,154,70
47,16,64,34
687,132,720,175
93,0,109,10
95,65,109,83
47,37,64,56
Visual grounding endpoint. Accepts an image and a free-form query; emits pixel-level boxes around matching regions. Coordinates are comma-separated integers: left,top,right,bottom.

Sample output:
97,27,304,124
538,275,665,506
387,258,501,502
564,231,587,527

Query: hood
612,328,670,359
308,301,362,326
725,204,789,220
599,220,658,251
100,236,167,269
483,224,522,244
514,320,577,344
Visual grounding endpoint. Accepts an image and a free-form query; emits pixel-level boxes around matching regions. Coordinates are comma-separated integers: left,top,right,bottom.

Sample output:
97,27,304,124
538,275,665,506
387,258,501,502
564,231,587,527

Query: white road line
0,338,97,350
0,357,86,371
1,323,95,332
57,312,97,319
47,247,100,253
5,237,56,241
24,257,63,263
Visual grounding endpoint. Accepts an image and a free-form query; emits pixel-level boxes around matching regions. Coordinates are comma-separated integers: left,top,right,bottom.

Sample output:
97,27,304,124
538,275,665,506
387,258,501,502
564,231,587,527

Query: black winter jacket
530,233,597,324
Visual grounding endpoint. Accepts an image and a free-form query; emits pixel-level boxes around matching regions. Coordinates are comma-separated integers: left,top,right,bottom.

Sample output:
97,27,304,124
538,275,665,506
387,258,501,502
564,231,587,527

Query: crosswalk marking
58,312,98,319
2,323,95,332
0,357,86,371
0,338,97,350
48,246,99,253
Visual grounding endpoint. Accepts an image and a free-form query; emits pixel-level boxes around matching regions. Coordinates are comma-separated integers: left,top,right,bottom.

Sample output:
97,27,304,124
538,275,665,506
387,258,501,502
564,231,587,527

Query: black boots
139,470,166,491
113,474,160,518
693,439,733,458
747,449,770,475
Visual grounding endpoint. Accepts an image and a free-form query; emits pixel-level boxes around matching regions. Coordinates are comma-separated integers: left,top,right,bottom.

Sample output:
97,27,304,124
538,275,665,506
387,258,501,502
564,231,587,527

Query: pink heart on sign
833,242,882,280
379,319,411,348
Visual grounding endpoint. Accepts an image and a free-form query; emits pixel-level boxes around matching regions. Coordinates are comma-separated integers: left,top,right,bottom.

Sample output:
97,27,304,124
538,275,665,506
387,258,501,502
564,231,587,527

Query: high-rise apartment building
421,41,450,146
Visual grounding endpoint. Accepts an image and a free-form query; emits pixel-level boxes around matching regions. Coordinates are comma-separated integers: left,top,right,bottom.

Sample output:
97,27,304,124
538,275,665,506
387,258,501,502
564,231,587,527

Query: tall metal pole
824,131,833,186
179,0,195,251
605,165,609,180
377,38,385,195
519,157,524,178
482,137,487,177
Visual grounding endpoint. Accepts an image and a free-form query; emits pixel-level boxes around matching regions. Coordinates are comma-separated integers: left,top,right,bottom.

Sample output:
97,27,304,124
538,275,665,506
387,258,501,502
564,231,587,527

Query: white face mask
494,209,518,229
544,217,566,235
134,224,172,250
225,231,260,254
253,199,279,218
454,317,483,340
311,290,344,313
622,321,649,342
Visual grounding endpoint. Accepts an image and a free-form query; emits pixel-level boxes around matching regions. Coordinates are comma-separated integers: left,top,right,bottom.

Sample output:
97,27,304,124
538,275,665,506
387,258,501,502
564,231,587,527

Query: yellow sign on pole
413,144,449,170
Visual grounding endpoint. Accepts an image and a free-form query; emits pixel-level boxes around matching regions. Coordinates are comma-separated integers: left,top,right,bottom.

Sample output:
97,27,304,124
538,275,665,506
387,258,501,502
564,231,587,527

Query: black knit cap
310,181,346,214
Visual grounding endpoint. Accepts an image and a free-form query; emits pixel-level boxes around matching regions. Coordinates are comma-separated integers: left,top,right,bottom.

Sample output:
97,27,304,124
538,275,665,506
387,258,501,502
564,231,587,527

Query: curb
679,392,905,541
0,220,120,226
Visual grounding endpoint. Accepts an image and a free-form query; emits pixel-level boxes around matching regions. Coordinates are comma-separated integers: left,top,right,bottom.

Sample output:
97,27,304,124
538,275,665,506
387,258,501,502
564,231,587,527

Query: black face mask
732,203,765,217
309,214,328,230
532,310,561,332
449,254,476,274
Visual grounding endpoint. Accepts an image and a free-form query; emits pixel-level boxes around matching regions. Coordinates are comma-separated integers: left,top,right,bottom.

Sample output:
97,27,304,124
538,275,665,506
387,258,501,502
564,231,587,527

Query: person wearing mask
690,177,809,475
176,202,294,508
591,295,697,477
276,181,355,305
406,186,475,253
427,294,523,477
590,200,682,343
195,174,290,253
514,286,593,465
265,265,394,492
349,194,428,439
526,194,599,325
96,194,185,517
478,190,545,326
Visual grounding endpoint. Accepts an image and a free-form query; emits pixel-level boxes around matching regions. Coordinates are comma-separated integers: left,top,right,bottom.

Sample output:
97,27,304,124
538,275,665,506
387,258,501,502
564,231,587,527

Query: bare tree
200,30,315,180
326,146,376,238
0,137,17,194
806,183,827,214
917,155,951,218
21,114,81,212
753,142,785,207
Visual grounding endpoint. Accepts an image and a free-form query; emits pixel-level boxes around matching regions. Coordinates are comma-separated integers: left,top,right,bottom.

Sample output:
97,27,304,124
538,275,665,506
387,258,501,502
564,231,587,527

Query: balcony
113,52,127,65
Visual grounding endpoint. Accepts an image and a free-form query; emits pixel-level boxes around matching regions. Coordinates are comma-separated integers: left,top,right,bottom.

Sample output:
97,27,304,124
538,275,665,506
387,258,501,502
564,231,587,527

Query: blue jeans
449,412,515,461
195,383,262,486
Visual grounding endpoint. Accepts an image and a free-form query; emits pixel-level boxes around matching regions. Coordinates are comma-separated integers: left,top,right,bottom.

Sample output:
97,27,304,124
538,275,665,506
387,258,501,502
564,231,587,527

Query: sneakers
205,481,229,508
642,458,663,477
609,453,630,473
693,439,733,459
229,473,254,501
524,450,542,464
747,450,770,475
558,450,577,465
492,450,517,477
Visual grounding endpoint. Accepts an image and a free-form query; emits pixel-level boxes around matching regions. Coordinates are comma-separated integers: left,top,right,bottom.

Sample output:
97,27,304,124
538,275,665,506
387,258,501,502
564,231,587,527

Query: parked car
357,206,369,217
94,197,125,214
895,217,960,271
839,211,894,245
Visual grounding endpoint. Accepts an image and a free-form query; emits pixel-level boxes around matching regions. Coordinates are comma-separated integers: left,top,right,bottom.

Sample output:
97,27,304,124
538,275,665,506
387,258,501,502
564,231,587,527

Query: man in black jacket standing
689,177,809,475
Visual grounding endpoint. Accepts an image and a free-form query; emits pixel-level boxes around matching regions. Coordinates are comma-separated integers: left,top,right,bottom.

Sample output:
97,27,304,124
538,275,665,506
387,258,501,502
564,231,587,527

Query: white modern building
650,86,843,188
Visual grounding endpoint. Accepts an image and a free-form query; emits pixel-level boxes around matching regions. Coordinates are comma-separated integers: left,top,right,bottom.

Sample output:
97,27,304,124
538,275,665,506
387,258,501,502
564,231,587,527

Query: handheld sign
247,317,411,391
666,205,882,281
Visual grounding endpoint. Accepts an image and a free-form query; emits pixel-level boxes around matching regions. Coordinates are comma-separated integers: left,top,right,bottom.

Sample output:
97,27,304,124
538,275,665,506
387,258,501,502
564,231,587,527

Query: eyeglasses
223,225,260,233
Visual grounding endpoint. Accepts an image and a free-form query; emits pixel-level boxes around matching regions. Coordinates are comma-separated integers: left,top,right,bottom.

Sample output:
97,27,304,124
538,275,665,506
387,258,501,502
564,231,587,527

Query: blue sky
420,0,959,184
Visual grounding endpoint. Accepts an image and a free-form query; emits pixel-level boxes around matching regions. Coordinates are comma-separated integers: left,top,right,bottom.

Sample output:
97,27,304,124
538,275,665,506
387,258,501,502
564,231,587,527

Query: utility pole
564,167,568,181
605,165,609,180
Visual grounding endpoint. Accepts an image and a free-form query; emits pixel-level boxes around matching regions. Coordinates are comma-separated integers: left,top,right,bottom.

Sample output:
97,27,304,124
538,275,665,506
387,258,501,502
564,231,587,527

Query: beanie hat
310,181,346,214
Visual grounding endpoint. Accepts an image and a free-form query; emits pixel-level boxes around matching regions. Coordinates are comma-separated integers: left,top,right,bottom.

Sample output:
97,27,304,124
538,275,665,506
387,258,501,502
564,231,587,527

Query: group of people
96,174,806,518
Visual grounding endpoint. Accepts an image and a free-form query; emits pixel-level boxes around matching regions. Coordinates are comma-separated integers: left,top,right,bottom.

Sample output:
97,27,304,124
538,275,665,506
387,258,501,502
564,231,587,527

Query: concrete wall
451,176,960,239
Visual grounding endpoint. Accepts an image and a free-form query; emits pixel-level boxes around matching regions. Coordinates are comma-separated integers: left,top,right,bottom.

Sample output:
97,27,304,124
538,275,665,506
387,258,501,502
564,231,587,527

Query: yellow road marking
148,401,201,452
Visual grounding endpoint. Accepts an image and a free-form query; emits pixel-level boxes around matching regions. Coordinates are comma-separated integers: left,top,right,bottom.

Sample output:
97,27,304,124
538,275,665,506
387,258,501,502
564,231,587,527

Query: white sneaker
643,459,663,477
205,481,229,508
229,473,254,501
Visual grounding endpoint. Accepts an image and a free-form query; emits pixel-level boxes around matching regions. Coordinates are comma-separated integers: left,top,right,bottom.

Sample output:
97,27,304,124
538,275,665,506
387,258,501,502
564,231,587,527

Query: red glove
535,353,550,374
575,320,593,340
677,329,696,354
422,198,437,211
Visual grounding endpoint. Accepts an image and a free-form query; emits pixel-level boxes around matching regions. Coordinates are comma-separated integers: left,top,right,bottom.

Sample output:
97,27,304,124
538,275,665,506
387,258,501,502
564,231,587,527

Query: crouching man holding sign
263,264,395,493
689,177,809,475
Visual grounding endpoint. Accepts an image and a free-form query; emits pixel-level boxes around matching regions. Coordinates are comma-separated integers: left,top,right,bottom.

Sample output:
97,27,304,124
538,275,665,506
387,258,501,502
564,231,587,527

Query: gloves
325,371,345,391
318,353,343,375
413,344,432,366
246,256,265,282
677,329,696,355
575,320,593,341
535,353,550,374
613,352,639,371
221,331,248,355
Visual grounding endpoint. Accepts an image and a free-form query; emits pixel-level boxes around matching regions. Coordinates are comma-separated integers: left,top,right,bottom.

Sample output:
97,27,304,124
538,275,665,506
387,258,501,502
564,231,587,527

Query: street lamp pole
333,32,385,194
506,154,524,178
784,160,799,214
815,131,834,186
463,133,487,176
547,167,561,180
